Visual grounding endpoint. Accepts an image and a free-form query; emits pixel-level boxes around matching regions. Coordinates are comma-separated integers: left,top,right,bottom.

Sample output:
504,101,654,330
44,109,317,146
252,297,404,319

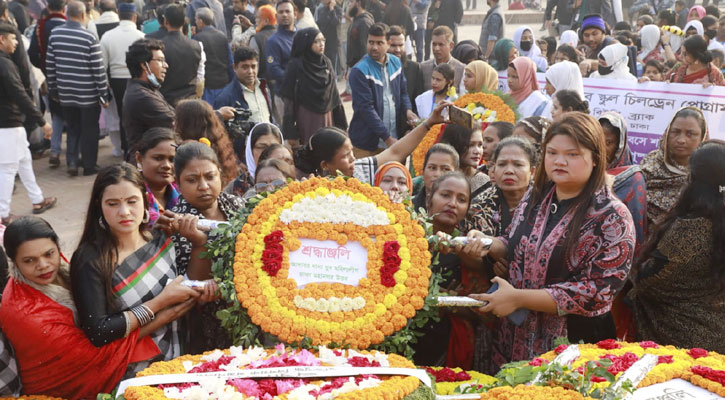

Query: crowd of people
0,0,724,397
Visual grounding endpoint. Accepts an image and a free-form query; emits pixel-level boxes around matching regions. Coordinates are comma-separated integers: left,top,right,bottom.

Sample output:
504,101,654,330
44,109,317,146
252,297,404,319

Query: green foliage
206,179,445,361
489,359,636,400
404,384,436,400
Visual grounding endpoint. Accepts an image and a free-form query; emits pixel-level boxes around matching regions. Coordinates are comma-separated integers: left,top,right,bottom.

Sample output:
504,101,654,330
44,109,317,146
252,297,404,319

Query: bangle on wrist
423,120,432,130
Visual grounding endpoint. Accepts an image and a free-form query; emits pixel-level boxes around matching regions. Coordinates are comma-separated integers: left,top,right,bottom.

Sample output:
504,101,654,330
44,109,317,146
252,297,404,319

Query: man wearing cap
578,14,615,74
100,1,145,156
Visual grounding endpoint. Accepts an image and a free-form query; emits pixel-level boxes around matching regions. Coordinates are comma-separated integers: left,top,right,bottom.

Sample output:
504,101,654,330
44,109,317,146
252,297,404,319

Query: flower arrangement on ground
536,340,725,397
123,344,435,400
411,92,518,175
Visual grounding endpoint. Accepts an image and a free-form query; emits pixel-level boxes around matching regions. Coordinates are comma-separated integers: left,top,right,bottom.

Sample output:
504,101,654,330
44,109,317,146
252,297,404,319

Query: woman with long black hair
629,140,725,352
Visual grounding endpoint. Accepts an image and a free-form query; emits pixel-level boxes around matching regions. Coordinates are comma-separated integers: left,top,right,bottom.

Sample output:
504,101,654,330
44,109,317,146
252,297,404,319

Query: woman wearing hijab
638,24,664,63
589,43,637,81
640,107,709,226
507,57,550,118
374,161,413,202
684,20,704,37
490,39,519,73
512,26,548,72
544,60,584,96
559,30,578,48
598,112,647,248
542,60,583,119
280,27,347,146
688,5,706,21
463,60,499,93
667,35,724,85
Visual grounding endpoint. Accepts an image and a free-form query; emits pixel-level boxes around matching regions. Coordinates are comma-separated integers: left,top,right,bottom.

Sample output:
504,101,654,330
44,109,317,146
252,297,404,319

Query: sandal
32,197,57,214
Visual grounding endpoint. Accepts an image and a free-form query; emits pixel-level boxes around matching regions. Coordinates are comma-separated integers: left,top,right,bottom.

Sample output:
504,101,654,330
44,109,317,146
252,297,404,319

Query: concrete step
462,9,545,26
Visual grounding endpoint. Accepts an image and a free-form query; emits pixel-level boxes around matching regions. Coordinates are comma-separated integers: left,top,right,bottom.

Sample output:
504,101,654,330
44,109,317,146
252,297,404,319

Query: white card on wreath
630,378,724,400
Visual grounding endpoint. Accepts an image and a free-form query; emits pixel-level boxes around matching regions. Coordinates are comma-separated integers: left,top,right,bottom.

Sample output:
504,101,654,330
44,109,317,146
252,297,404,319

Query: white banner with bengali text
496,74,725,164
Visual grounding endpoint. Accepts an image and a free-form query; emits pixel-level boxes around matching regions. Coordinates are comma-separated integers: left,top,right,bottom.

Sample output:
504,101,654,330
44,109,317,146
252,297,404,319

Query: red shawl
0,279,159,400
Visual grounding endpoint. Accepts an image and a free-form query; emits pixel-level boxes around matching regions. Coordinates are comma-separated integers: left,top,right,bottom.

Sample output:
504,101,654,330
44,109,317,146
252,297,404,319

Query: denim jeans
50,111,64,157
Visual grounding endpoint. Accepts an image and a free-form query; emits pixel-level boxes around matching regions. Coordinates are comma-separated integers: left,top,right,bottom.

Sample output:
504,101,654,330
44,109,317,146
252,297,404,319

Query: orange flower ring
411,93,517,176
233,176,432,349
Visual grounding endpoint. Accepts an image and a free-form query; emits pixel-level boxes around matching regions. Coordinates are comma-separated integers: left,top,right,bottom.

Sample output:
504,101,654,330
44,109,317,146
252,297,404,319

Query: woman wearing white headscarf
638,25,664,63
589,43,637,81
513,26,549,72
542,60,584,118
559,30,579,47
544,60,584,96
684,20,704,37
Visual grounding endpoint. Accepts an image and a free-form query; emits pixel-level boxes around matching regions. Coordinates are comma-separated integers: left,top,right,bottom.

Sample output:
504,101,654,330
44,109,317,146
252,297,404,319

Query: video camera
225,102,255,141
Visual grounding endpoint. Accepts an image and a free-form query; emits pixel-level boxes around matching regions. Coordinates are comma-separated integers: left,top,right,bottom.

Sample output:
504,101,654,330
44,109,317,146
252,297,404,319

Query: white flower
279,194,390,226
315,298,330,312
301,297,317,310
340,297,354,312
352,297,366,309
328,297,342,312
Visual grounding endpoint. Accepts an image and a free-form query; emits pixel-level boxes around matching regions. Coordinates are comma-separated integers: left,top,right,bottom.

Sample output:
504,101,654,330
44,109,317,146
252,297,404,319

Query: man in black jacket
387,25,424,114
122,38,175,158
346,0,374,69
0,23,56,225
194,7,234,104
161,4,202,106
316,0,342,70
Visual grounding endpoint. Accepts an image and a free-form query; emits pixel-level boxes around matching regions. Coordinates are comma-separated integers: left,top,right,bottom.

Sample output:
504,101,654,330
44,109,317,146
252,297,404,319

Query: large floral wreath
411,92,519,176
206,176,442,357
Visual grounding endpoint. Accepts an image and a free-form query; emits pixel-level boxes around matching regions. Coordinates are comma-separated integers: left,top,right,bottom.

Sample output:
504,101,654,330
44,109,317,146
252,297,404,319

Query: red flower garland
262,230,284,276
688,348,709,359
597,339,622,350
692,366,725,386
380,241,402,287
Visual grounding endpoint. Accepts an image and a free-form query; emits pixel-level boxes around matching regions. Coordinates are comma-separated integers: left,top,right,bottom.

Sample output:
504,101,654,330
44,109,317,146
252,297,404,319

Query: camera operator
213,46,273,125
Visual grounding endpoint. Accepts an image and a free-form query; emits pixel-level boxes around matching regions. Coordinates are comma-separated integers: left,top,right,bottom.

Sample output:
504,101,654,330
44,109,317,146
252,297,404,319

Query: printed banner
497,74,725,163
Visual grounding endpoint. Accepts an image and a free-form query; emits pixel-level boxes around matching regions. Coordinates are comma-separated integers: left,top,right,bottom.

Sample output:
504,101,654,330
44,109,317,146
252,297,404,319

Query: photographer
213,46,273,124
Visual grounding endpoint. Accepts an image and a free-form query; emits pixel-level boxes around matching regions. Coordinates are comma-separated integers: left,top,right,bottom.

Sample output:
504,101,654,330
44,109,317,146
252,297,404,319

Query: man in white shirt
100,2,145,156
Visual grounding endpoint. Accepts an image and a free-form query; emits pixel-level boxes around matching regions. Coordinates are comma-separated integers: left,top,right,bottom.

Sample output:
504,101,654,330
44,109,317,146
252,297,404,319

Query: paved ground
8,15,538,255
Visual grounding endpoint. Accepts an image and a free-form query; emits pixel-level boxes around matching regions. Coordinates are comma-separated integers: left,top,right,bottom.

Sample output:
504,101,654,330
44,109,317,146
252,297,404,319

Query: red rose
266,242,284,253
657,355,674,364
381,263,400,277
688,348,708,359
262,248,283,262
554,344,569,354
381,274,396,287
639,341,659,349
263,260,282,276
454,371,471,381
591,376,607,383
264,230,284,244
383,253,401,266
436,367,456,382
596,339,621,350
529,357,548,366
383,241,401,254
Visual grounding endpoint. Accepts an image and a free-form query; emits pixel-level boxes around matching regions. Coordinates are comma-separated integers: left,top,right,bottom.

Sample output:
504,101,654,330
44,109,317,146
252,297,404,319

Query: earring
98,216,106,229
142,210,150,224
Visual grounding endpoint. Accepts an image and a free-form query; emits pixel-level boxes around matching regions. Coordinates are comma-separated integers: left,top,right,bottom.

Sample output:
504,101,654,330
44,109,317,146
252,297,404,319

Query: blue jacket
213,77,274,123
349,54,412,151
264,28,295,92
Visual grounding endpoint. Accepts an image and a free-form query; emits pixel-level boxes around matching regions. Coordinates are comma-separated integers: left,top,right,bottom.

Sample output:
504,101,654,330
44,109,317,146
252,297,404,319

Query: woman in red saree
0,217,161,399
667,35,724,85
